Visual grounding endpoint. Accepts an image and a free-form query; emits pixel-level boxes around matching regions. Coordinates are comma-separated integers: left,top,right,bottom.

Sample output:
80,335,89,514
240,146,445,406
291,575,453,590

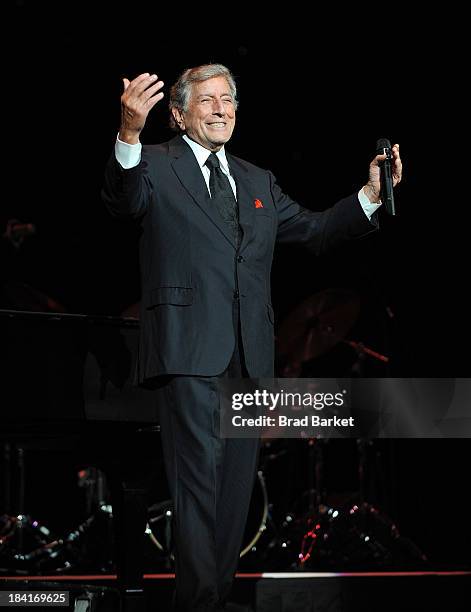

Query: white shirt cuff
115,136,142,169
358,187,382,220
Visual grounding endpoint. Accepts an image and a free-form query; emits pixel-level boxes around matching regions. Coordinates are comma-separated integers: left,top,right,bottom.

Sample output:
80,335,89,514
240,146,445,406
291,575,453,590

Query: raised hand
363,144,402,203
119,73,165,144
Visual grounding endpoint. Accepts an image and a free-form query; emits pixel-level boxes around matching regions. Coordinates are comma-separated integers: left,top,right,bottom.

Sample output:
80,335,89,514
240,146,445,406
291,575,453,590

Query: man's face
173,76,236,151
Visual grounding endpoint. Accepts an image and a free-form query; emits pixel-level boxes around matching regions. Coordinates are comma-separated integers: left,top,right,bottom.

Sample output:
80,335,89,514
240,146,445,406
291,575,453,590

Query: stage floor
1,571,470,611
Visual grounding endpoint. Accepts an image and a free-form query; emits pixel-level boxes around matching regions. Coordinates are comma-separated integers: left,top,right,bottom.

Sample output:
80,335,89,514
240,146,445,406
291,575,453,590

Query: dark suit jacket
102,135,376,383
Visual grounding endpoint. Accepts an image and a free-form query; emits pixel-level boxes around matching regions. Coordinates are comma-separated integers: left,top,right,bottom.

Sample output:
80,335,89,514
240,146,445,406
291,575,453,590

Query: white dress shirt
115,135,381,219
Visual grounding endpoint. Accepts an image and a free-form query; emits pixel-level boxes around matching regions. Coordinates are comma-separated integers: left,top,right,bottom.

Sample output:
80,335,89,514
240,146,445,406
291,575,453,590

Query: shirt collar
182,134,230,174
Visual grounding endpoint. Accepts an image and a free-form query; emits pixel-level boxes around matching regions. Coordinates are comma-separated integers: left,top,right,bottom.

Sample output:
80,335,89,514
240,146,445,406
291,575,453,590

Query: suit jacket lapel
169,136,236,248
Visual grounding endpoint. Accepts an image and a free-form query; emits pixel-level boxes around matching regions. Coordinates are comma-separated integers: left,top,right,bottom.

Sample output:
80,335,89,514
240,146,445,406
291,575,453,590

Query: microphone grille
376,138,392,152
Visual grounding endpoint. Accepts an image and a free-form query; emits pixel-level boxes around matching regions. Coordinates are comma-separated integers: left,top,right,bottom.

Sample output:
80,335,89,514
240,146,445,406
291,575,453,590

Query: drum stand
296,438,329,566
0,442,60,573
289,433,427,570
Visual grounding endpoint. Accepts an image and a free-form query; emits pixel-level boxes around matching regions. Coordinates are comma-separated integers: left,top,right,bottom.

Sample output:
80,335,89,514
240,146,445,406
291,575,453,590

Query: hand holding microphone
376,138,396,215
363,140,402,215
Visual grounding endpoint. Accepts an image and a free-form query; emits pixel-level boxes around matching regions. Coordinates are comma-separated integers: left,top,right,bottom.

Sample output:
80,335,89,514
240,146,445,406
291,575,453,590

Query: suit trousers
156,300,260,611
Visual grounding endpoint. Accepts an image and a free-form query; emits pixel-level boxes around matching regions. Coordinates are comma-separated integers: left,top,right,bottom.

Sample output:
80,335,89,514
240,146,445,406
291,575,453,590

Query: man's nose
212,100,226,115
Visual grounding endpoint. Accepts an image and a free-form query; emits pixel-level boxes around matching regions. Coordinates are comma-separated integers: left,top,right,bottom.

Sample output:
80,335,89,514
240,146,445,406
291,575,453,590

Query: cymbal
277,288,361,366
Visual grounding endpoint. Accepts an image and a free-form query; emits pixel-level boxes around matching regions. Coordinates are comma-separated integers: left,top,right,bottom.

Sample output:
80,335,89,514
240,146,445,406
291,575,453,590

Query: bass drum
240,470,269,557
146,470,268,561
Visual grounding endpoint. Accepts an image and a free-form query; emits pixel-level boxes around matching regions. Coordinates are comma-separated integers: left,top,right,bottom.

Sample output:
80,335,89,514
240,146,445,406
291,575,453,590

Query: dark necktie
205,152,241,246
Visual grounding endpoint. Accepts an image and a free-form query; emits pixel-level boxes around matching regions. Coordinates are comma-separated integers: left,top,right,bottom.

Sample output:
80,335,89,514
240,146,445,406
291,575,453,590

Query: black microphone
376,138,396,216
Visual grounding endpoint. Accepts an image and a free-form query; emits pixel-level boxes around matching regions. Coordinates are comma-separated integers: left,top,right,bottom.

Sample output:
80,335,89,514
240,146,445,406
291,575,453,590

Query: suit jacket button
237,255,244,263
233,290,240,300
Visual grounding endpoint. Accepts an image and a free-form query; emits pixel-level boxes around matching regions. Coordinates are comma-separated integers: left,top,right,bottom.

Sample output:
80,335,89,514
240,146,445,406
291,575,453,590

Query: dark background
2,2,470,569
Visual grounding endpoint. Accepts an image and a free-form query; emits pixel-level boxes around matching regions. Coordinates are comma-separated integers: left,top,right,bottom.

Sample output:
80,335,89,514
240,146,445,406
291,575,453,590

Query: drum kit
0,288,426,574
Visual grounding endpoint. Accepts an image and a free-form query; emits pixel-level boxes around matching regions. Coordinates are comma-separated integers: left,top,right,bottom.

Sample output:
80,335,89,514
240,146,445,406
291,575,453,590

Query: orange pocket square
254,199,264,209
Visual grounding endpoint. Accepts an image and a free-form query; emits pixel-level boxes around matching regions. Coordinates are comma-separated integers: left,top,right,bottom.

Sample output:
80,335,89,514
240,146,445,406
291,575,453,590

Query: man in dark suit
102,64,402,611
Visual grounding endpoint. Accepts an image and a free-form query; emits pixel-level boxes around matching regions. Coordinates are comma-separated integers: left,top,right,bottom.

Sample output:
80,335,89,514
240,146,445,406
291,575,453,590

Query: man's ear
172,107,185,130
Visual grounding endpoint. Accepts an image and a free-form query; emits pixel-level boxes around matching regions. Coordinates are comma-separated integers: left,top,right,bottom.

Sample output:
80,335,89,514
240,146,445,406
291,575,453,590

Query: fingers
120,73,165,127
392,143,403,184
369,143,403,193
145,88,165,110
124,73,161,98
141,80,165,106
373,145,402,185
123,72,164,108
372,152,387,166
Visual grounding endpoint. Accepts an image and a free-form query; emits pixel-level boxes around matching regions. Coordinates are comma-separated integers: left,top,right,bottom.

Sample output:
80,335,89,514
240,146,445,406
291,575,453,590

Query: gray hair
169,63,238,131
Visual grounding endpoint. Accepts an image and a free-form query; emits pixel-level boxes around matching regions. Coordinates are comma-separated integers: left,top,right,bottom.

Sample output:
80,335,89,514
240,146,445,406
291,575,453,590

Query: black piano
0,309,164,611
